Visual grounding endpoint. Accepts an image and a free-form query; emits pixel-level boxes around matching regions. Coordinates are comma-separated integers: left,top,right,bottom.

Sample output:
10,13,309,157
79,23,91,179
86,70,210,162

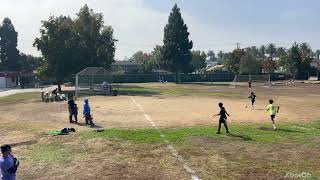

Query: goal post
232,74,271,87
75,67,113,97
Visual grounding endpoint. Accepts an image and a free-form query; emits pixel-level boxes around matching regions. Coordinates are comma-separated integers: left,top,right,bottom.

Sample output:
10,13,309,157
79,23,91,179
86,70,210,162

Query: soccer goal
75,67,113,97
231,74,271,87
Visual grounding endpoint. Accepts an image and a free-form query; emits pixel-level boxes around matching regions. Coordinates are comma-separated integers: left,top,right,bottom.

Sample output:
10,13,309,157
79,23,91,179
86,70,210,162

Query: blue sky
0,0,319,59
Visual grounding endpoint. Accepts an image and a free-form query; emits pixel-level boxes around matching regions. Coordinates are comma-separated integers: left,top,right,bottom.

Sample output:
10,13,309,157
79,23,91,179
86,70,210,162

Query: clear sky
0,0,319,59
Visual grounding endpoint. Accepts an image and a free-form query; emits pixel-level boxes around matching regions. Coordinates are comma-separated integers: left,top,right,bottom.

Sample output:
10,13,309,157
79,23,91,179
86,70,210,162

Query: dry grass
1,83,320,179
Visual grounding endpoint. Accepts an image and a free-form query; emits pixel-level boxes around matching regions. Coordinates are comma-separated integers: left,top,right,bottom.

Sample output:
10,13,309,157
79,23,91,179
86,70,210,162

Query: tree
130,46,163,73
130,51,145,63
245,46,260,58
315,49,320,59
34,15,77,91
0,18,20,70
207,51,216,62
217,50,225,64
239,52,262,74
284,43,301,78
19,53,44,72
262,58,277,73
34,4,116,91
299,43,312,61
266,43,276,58
298,43,313,77
277,47,287,58
74,4,116,70
258,45,266,59
160,3,193,81
191,50,206,72
224,48,245,74
150,45,163,70
130,50,151,73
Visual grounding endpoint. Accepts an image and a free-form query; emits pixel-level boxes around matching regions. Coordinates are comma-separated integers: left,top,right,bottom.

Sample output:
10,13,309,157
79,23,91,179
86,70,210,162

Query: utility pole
236,42,240,49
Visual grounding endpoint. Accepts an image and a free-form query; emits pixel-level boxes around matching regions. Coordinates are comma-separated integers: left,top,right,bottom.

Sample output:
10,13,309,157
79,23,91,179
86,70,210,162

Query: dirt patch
1,84,320,130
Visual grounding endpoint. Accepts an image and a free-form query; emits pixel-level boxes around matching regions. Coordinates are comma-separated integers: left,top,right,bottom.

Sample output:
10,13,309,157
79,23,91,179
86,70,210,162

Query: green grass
0,92,40,103
81,122,320,145
21,141,73,165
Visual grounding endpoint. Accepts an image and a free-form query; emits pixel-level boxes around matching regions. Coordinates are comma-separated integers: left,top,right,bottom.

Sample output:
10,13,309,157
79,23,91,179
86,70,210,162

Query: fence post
75,74,78,98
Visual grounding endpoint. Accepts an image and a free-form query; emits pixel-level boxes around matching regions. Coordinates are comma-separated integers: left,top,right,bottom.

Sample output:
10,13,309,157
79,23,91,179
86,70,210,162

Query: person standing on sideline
266,99,280,130
68,95,78,123
213,103,230,134
83,98,94,126
0,144,19,180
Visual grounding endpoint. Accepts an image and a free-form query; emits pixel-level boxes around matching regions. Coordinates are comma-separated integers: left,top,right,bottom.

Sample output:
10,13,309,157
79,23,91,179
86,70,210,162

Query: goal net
75,67,113,97
231,74,271,87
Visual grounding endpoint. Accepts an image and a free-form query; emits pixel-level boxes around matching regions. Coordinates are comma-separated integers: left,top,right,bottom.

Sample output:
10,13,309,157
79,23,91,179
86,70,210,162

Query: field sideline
1,83,320,179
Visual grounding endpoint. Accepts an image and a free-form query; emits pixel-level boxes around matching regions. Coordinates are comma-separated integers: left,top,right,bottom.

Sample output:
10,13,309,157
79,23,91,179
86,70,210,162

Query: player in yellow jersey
266,99,280,130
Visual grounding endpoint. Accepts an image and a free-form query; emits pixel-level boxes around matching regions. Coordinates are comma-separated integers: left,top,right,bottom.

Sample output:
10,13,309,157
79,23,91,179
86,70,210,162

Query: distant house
111,61,141,74
0,71,19,88
206,64,225,72
0,71,37,89
205,61,218,69
311,59,320,69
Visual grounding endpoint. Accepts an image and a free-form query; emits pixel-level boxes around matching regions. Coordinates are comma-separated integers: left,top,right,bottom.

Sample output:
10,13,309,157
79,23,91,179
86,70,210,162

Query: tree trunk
175,72,178,84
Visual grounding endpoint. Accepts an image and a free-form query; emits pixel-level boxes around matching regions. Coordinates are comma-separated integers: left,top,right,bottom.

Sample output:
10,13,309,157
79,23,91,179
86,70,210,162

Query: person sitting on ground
68,95,78,123
0,144,19,180
83,98,94,126
52,88,58,95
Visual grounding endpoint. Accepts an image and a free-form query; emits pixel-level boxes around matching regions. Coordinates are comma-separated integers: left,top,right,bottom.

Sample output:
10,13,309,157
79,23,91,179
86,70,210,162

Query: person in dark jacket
68,95,78,123
213,103,230,134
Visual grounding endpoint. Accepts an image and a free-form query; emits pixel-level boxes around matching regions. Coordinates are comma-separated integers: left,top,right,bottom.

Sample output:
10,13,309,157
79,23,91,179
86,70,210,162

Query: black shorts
251,100,255,105
219,117,226,123
270,115,276,120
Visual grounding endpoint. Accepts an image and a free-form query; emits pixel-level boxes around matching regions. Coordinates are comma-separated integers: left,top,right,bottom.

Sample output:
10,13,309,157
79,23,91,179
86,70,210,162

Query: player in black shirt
68,95,78,123
248,92,256,110
213,102,230,134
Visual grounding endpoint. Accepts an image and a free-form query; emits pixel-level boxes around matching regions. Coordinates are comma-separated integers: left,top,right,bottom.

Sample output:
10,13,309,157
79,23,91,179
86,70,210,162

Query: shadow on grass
258,127,301,133
116,89,160,96
11,140,38,147
180,82,232,87
76,122,104,129
227,133,253,141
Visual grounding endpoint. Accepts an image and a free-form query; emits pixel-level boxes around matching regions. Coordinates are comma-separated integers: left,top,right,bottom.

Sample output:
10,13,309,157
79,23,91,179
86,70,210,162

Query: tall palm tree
299,43,312,61
259,45,266,59
266,43,276,58
315,49,320,59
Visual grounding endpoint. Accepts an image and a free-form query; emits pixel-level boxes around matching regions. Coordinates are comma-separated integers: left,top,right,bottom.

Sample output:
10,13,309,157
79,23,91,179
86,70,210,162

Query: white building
311,59,320,69
0,72,19,89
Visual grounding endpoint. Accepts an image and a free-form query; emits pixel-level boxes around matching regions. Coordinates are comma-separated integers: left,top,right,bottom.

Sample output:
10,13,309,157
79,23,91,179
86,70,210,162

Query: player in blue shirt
0,145,19,180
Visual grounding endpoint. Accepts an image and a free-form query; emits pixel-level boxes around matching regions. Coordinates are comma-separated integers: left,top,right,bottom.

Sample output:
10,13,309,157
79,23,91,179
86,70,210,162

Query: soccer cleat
216,131,221,134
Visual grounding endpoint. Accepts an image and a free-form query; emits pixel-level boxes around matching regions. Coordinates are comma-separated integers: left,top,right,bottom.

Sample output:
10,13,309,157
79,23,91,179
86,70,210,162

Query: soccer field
1,83,320,179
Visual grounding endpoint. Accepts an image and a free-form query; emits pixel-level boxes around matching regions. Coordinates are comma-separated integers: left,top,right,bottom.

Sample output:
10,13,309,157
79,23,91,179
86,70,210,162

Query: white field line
130,96,201,180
